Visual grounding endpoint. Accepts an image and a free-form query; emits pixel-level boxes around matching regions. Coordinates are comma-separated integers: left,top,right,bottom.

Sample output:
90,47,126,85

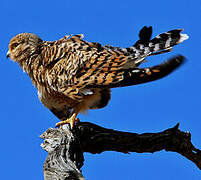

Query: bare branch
40,122,201,179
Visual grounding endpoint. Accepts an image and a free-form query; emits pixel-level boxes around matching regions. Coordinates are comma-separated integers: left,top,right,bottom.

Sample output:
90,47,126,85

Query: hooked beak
6,51,10,58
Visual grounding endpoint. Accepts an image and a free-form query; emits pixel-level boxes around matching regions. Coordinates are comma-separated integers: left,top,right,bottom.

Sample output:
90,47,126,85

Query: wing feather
45,29,187,100
45,34,129,100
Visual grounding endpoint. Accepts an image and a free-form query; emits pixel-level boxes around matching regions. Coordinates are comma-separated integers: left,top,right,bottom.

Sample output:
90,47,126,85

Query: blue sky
1,0,201,179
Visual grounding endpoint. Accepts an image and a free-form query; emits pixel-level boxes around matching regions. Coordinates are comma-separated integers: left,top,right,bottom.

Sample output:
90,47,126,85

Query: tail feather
134,26,153,46
121,27,188,60
149,29,188,51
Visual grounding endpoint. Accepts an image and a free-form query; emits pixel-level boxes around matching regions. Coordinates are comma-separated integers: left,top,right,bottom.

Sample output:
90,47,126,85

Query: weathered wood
40,122,201,180
40,126,85,180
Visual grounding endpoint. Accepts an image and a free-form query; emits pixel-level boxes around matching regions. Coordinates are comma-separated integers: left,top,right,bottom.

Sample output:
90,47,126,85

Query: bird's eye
11,43,19,50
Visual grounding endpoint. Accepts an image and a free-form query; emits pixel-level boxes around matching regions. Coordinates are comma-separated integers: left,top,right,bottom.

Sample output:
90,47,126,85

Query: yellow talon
55,113,79,129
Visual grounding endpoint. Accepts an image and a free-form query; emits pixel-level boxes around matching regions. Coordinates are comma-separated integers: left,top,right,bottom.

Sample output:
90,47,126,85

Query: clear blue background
1,0,201,179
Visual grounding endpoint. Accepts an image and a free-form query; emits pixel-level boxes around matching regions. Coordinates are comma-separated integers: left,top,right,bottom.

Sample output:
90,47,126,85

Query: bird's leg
55,112,79,129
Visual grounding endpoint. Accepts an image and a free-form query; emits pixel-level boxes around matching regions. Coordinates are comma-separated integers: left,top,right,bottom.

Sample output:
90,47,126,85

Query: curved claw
55,113,80,129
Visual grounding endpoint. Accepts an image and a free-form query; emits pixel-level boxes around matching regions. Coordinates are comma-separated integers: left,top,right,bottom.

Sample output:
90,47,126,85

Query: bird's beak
6,50,10,58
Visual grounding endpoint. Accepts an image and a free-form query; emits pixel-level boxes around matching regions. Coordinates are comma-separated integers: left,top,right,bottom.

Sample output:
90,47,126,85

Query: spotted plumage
7,26,188,127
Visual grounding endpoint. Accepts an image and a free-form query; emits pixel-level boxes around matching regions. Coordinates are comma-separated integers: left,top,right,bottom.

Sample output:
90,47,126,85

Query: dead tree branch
40,122,201,180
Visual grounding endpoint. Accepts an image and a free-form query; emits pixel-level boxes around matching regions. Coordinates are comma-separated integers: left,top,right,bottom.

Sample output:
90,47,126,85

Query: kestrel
7,26,188,128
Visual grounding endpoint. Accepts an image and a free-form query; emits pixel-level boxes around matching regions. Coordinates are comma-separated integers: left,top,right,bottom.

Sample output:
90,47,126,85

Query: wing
75,55,185,89
46,28,187,100
45,34,130,100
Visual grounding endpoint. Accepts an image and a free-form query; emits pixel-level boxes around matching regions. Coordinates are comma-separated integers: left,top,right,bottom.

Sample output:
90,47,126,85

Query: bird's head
7,33,42,63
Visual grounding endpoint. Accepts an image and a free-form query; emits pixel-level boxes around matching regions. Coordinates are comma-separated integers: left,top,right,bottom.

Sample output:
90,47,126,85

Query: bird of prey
7,26,188,128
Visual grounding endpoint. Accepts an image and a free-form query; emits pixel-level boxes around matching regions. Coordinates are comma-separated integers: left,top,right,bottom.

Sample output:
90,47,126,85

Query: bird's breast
37,85,78,111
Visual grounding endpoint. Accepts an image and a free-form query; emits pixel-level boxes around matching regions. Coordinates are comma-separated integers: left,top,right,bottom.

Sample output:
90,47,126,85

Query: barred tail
103,55,185,88
122,27,188,60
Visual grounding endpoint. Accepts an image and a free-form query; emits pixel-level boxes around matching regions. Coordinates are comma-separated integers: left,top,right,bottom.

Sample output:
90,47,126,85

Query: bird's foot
55,114,80,129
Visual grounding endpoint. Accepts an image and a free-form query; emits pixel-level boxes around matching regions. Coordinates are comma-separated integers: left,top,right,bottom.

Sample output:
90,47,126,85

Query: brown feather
7,28,188,123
